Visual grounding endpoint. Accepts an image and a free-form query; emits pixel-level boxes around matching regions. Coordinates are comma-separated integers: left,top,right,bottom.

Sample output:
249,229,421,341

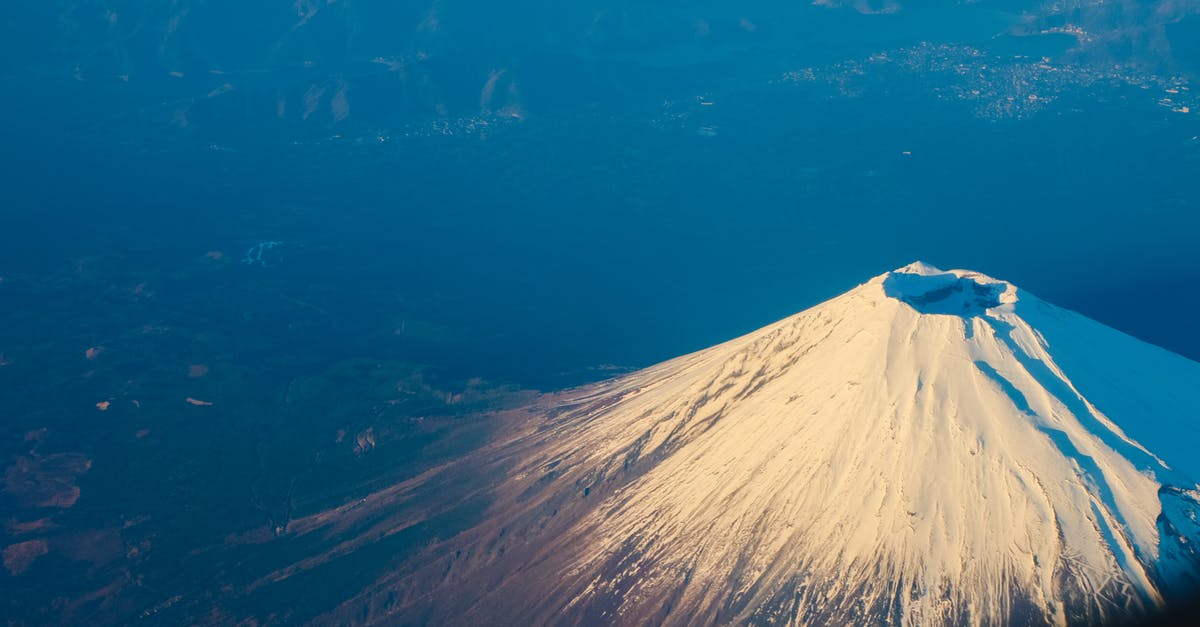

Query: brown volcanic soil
4,453,92,509
3,540,49,575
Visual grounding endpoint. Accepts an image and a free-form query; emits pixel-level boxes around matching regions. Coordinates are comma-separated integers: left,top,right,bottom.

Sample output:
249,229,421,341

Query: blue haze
4,86,1198,384
2,2,1200,622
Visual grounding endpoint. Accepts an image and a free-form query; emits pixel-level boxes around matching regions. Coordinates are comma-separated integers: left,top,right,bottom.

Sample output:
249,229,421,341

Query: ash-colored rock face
316,263,1200,626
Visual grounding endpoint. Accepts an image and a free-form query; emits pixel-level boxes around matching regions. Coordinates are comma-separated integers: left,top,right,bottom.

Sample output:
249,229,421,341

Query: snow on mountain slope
311,263,1200,626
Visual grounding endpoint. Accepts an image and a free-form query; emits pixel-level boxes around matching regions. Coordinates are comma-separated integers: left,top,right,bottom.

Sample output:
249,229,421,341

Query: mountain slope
305,262,1200,625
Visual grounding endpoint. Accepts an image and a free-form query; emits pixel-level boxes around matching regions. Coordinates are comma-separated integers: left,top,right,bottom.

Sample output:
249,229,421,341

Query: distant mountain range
3,1,1197,134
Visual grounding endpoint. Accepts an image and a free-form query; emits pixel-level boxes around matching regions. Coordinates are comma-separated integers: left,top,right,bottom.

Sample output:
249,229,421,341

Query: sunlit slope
314,263,1200,626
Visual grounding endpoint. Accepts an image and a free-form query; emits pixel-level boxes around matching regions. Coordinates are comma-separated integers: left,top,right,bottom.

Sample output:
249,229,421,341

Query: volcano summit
295,263,1200,626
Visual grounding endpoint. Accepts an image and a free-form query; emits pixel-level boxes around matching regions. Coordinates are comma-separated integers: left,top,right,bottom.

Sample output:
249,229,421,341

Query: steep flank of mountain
285,263,1200,626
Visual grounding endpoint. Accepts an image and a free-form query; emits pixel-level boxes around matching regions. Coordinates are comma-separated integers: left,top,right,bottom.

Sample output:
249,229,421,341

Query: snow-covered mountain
302,262,1200,625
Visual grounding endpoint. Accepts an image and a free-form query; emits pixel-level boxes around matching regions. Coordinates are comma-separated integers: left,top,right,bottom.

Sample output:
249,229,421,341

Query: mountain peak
892,259,946,275
307,264,1200,626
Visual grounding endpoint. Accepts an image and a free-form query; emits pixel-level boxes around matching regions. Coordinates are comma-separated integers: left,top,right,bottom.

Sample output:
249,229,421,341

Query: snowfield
316,263,1200,626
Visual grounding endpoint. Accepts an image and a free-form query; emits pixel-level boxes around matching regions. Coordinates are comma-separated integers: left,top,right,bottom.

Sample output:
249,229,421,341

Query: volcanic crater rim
882,264,1012,316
